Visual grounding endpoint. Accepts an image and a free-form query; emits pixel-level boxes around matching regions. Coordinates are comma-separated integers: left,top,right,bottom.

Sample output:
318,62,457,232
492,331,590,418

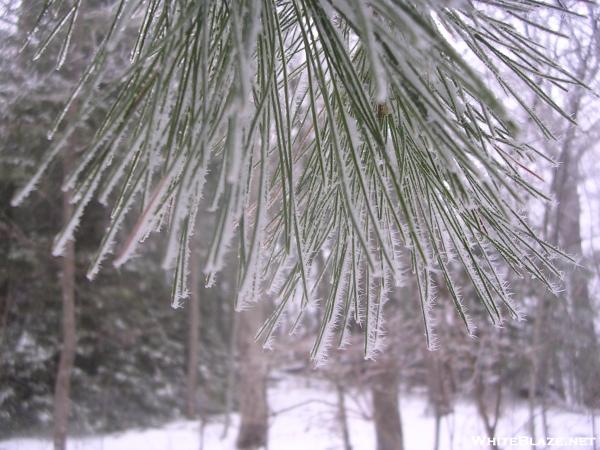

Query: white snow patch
1,380,597,450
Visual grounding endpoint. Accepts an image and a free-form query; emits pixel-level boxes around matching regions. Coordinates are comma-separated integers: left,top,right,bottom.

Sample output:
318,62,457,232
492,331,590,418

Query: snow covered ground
1,379,598,450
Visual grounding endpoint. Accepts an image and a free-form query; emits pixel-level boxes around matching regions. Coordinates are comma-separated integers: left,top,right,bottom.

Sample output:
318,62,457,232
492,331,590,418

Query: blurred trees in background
0,1,233,439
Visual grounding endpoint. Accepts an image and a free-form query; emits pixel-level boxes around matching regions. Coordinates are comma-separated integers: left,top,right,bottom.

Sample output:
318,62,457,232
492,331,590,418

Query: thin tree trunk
538,355,550,438
372,368,404,450
433,413,441,450
221,298,238,439
199,418,206,450
53,157,76,450
426,349,453,450
550,352,565,402
528,294,546,441
474,375,502,450
592,409,597,450
0,182,14,350
235,305,269,450
336,383,352,450
186,238,201,418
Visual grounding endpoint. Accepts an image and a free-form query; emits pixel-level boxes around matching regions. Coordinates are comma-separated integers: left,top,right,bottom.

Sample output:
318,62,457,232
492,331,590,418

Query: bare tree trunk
474,375,502,450
53,157,76,450
186,238,201,418
236,305,269,450
528,294,546,440
336,383,353,450
592,409,597,450
433,413,441,450
372,368,404,450
550,352,565,403
0,182,15,350
221,298,238,439
426,350,453,450
538,355,550,438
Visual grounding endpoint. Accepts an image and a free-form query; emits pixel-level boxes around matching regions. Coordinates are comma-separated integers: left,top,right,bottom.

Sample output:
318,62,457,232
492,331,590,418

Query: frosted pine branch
15,0,580,361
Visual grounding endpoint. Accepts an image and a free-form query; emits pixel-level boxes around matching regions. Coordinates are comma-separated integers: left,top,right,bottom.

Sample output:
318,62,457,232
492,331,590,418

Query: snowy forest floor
1,378,598,450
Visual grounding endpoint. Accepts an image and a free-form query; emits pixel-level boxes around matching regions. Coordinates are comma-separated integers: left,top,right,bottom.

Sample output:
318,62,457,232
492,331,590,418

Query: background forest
1,1,600,450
